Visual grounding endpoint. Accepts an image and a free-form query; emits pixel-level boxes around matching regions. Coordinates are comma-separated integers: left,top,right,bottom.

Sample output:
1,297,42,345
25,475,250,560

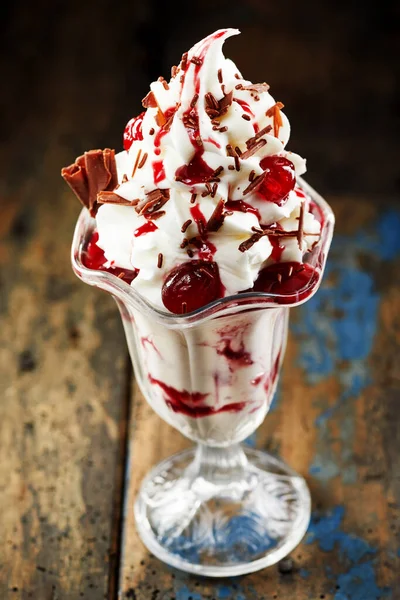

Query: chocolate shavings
205,90,233,120
181,52,188,71
61,148,118,216
142,91,157,109
206,199,225,232
240,139,267,160
136,188,170,217
246,124,273,149
97,191,137,206
181,219,192,233
226,145,240,171
266,102,284,138
242,171,267,195
138,152,148,169
242,83,270,93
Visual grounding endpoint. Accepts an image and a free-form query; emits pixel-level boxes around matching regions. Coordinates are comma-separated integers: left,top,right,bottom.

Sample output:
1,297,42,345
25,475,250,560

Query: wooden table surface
1,2,399,599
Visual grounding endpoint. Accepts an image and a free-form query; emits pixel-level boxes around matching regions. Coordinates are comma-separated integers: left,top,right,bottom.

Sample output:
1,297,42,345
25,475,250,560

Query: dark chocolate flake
181,219,192,233
242,171,267,195
190,56,203,66
97,191,136,206
266,102,284,137
240,139,267,160
137,152,148,169
181,52,188,70
206,199,225,232
158,76,169,90
243,82,270,93
61,148,118,216
239,231,264,252
142,91,157,109
136,188,170,217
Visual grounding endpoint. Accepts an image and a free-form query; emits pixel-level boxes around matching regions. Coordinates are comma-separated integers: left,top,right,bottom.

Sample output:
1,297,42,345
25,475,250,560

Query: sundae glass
64,29,334,576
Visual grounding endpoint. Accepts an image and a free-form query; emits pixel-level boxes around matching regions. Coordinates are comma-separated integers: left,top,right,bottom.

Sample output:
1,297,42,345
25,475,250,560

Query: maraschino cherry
252,261,318,303
123,112,145,150
162,260,223,314
258,156,296,205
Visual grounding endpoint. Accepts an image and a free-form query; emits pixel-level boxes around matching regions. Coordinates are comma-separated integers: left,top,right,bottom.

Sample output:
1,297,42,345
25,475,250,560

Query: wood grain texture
0,1,146,597
119,198,400,600
0,179,129,598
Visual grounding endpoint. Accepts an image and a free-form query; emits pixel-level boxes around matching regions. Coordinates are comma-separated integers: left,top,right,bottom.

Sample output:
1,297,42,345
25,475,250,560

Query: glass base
134,445,311,577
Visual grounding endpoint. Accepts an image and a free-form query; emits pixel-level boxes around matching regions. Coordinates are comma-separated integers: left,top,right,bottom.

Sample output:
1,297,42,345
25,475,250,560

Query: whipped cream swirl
95,29,320,310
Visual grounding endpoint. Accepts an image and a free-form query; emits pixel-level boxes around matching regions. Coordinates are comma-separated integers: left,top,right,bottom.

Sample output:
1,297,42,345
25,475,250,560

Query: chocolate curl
206,199,225,232
243,83,270,93
97,191,137,206
61,148,118,216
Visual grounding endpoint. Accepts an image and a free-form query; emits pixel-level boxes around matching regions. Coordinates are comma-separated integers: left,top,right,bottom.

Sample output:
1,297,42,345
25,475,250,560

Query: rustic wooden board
0,178,130,599
0,2,146,597
119,198,400,600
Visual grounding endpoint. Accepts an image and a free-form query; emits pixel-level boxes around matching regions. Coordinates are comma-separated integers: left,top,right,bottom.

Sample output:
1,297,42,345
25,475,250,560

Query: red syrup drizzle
149,375,246,417
176,149,214,184
81,232,138,284
153,160,165,184
152,106,177,179
141,336,161,357
251,373,264,386
225,199,261,221
269,236,285,262
134,221,157,237
188,29,226,94
217,340,254,367
203,137,221,149
264,351,281,394
233,98,254,117
189,205,217,261
190,204,207,231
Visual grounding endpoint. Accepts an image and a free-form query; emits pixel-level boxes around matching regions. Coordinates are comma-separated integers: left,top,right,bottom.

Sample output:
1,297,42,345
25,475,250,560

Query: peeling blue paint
175,584,203,600
291,208,400,484
175,581,253,600
306,506,390,599
299,567,310,578
334,562,391,600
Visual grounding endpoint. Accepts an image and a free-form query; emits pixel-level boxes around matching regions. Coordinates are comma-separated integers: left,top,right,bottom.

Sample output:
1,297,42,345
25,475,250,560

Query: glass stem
186,444,254,500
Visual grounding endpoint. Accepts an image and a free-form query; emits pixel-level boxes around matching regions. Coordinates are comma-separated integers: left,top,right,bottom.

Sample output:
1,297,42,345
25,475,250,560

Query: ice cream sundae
64,28,334,575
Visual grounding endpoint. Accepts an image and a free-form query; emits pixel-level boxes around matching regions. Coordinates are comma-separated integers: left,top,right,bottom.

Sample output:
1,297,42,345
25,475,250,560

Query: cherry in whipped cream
252,261,318,303
258,156,296,205
162,260,223,314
